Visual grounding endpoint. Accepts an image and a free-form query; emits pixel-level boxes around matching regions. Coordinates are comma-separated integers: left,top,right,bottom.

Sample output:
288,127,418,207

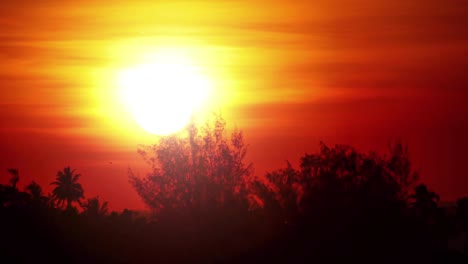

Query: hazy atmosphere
1,2,468,262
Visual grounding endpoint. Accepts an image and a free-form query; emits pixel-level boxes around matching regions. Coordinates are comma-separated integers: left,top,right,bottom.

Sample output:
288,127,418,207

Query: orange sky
1,1,467,210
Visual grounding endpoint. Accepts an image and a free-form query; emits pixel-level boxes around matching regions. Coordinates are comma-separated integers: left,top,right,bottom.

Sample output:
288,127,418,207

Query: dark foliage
1,135,467,263
50,166,85,209
129,115,259,220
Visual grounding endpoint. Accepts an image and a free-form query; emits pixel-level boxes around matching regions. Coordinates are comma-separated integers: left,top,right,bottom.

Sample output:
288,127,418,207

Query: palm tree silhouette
25,181,42,200
25,181,49,207
82,196,109,217
50,166,84,209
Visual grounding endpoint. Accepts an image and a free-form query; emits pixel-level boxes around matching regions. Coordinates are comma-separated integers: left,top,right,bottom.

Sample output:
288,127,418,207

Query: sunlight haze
0,0,467,210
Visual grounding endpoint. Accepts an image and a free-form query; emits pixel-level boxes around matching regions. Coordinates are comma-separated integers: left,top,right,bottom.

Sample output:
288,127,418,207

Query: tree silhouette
267,142,417,211
258,161,302,221
256,140,420,236
1,168,30,208
25,181,49,208
410,184,439,210
2,142,468,262
129,115,258,217
7,168,19,190
386,139,419,200
25,181,42,200
50,166,84,209
81,196,109,217
409,183,440,226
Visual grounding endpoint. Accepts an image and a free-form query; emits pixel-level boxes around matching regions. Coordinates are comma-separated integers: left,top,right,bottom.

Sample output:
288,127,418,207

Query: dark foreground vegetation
1,116,467,263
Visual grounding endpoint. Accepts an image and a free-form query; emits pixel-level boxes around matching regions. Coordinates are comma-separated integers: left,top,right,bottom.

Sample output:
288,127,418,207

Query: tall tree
129,115,258,216
50,166,84,209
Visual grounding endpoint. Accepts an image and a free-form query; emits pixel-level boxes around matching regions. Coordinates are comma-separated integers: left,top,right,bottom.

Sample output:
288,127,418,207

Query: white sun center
118,53,211,135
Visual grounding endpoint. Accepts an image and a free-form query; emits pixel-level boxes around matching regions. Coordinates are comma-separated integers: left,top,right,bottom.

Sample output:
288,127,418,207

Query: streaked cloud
1,0,467,208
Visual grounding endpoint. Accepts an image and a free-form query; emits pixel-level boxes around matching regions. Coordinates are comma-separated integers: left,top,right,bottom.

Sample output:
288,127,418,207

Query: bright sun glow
118,51,212,135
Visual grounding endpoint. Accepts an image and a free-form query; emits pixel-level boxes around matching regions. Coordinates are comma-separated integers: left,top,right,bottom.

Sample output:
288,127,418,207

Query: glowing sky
1,1,467,210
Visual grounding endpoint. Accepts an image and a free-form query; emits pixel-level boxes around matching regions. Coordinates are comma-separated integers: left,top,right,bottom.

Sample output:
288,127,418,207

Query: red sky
1,1,467,210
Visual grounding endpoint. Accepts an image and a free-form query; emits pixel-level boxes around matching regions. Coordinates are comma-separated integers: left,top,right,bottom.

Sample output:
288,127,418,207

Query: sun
118,51,211,135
